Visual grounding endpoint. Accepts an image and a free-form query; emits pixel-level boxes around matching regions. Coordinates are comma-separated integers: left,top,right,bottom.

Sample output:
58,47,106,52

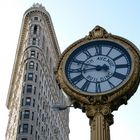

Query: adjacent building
5,4,69,140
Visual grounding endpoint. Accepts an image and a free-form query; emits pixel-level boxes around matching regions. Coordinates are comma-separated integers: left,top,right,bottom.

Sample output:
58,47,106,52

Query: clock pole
86,104,113,140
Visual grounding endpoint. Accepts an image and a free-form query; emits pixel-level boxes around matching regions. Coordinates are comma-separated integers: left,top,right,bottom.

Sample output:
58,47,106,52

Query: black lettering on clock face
116,64,129,69
71,74,83,84
105,47,113,56
83,49,92,58
69,68,82,73
73,59,84,64
113,54,124,61
81,80,90,91
113,72,126,80
95,45,102,55
108,80,115,88
96,83,101,93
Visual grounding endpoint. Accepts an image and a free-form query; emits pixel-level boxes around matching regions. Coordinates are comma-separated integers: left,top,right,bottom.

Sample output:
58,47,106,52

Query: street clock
56,26,140,106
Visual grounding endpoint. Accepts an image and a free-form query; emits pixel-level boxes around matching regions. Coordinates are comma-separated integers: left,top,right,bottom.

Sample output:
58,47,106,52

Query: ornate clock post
56,26,140,140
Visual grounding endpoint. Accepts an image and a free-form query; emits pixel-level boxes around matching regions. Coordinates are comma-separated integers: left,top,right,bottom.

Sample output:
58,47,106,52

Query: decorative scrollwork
88,25,110,39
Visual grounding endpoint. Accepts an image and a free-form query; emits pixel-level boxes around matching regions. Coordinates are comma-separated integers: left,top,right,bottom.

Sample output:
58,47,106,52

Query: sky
0,0,140,140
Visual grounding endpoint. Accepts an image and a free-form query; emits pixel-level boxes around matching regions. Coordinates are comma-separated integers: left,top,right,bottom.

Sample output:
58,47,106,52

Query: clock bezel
56,27,140,104
62,38,134,96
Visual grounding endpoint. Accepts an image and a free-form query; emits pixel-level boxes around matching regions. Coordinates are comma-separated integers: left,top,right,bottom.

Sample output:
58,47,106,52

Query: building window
36,63,38,71
34,87,36,95
25,97,31,106
32,112,34,120
32,38,36,45
33,25,37,34
29,61,34,69
30,125,33,134
23,124,29,133
26,85,32,93
42,114,44,122
21,98,24,106
20,111,22,120
31,50,35,57
35,131,38,140
22,85,25,94
33,99,35,107
35,75,37,82
34,17,38,20
25,62,28,70
21,138,27,140
18,125,21,134
24,110,30,119
28,73,33,81
24,74,26,81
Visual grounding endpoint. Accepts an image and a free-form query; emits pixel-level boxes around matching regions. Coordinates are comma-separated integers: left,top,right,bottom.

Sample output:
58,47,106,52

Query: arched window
29,61,34,69
33,25,37,34
32,38,36,45
25,97,31,106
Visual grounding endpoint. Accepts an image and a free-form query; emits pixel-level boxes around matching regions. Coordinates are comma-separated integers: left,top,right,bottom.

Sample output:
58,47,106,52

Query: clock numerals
71,74,83,84
113,54,124,61
73,59,84,65
96,82,101,93
113,72,126,80
95,45,102,55
69,68,82,73
106,47,113,56
116,64,130,69
83,50,92,58
81,80,90,91
108,80,115,88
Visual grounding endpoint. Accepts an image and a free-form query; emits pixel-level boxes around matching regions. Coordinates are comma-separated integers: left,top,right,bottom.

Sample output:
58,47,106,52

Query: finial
88,25,109,39
32,3,45,10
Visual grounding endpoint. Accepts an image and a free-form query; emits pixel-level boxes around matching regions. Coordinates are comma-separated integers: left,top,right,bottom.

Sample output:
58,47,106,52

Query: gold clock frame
56,26,140,106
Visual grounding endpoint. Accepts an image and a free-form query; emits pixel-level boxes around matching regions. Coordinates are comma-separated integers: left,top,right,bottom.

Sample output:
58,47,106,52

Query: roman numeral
71,74,83,84
83,50,92,58
69,68,82,73
81,81,90,91
113,72,126,80
106,47,113,56
108,80,115,88
73,59,84,64
96,83,101,93
116,64,130,69
113,54,124,61
95,45,102,55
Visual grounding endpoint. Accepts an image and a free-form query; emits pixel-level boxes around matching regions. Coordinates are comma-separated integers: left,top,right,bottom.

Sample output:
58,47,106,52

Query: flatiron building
5,4,69,140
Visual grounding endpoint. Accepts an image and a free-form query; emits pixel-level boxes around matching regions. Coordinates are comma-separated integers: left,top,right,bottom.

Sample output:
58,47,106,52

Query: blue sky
0,0,140,140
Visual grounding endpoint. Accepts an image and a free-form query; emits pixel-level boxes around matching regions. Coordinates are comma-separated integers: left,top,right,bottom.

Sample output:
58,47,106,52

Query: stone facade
5,4,69,140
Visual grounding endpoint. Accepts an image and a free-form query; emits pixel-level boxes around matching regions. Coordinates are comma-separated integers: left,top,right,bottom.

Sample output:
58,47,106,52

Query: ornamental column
86,104,113,140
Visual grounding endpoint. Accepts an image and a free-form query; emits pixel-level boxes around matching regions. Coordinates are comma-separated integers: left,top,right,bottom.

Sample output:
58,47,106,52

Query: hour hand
102,64,109,71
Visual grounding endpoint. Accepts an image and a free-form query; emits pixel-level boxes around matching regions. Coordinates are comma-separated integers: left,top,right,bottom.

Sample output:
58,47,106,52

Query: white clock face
64,40,132,95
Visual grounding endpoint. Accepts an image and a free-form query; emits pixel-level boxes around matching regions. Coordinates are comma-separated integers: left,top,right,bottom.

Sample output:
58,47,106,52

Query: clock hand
82,65,102,73
82,65,109,73
82,63,97,68
82,67,97,73
102,64,109,71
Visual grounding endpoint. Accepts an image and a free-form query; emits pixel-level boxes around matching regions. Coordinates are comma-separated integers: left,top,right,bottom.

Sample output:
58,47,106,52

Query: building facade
5,4,69,140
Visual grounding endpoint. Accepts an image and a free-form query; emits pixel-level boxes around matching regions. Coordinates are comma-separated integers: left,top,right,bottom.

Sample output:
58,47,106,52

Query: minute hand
82,67,97,73
82,63,97,67
83,65,109,72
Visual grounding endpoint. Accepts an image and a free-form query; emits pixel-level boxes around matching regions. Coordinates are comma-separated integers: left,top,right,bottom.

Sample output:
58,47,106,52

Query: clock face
64,40,132,95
